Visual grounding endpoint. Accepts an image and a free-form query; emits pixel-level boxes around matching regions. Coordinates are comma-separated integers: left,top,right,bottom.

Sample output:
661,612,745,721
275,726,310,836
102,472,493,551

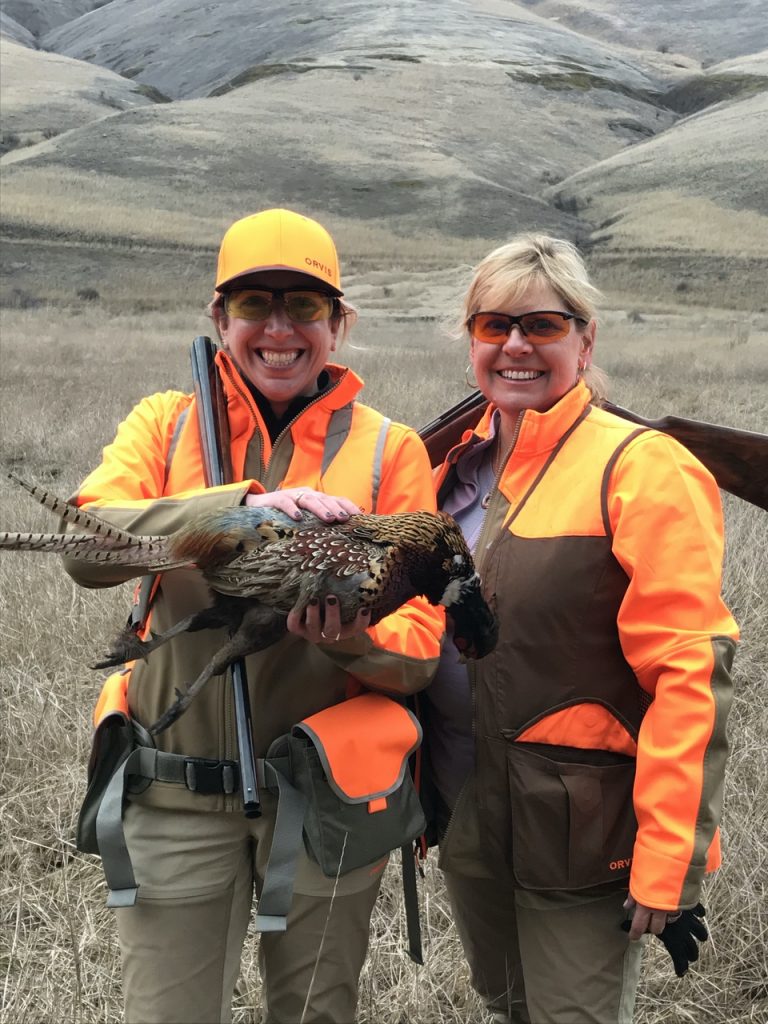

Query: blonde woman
422,235,738,1023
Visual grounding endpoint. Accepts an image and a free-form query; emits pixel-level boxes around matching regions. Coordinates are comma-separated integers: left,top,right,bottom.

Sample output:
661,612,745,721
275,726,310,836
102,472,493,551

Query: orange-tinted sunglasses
468,310,587,345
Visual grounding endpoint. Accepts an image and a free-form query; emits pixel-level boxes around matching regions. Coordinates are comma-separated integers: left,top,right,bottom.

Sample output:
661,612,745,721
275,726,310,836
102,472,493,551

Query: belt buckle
184,758,240,795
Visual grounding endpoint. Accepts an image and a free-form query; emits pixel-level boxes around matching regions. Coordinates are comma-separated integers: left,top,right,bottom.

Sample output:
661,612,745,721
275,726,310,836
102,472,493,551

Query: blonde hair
459,234,608,403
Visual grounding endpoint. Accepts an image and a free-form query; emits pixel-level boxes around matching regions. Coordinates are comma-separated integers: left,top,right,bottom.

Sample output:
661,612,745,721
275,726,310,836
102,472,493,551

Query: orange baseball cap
215,208,343,295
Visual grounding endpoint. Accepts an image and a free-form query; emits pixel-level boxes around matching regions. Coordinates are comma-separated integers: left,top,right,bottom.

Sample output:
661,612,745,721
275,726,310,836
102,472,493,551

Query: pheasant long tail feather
7,473,165,546
3,473,185,568
0,530,122,555
0,529,190,568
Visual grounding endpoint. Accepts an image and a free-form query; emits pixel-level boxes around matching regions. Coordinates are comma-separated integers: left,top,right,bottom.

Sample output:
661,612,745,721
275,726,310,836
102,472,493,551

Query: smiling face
469,278,596,421
216,270,340,416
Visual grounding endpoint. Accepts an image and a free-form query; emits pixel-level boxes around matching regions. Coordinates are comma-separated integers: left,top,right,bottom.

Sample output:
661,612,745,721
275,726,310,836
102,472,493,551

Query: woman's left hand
286,596,371,645
623,895,680,940
245,487,361,522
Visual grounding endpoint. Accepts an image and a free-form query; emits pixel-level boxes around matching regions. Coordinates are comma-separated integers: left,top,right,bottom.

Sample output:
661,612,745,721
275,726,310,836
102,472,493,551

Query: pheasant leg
149,606,286,734
92,599,245,669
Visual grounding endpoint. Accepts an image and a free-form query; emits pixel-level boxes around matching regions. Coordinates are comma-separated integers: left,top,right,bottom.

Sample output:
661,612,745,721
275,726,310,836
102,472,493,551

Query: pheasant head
349,510,498,659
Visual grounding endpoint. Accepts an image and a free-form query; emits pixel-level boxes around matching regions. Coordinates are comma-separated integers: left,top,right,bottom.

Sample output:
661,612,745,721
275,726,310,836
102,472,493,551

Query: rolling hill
1,0,766,311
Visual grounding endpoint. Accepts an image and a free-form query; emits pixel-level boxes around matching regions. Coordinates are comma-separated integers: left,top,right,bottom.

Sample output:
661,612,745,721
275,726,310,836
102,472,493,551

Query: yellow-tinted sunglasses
225,288,336,323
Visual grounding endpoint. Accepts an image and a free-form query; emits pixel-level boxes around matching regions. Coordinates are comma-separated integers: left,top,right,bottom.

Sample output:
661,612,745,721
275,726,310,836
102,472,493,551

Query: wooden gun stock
602,403,768,511
418,391,488,468
418,391,768,511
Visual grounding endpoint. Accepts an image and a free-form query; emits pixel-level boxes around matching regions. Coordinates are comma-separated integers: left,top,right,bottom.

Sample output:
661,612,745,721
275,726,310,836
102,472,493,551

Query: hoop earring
465,363,478,389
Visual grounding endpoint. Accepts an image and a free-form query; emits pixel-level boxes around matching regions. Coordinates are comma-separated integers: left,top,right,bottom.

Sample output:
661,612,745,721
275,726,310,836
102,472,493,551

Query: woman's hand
622,897,708,977
244,488,361,522
286,596,371,645
623,895,680,940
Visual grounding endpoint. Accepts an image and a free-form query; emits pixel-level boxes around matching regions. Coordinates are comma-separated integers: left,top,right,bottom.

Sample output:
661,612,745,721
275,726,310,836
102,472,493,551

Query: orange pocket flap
516,703,637,757
93,669,131,728
295,693,422,803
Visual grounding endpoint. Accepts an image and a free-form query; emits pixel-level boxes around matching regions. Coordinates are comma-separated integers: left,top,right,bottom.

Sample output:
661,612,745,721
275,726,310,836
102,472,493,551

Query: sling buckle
184,758,240,795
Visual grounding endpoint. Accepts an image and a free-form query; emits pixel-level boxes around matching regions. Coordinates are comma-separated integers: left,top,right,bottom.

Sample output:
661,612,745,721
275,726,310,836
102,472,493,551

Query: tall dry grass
1,305,766,1023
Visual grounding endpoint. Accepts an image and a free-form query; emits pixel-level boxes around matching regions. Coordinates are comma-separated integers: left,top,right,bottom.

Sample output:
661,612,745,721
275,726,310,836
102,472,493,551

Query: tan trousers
115,797,386,1024
443,872,644,1024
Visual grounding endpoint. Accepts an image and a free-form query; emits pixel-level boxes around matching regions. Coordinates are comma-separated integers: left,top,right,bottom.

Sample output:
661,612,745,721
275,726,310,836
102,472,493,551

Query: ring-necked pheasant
2,473,498,732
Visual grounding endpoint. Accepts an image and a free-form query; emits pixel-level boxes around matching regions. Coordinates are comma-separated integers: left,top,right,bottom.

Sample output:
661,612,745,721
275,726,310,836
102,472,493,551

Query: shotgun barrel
191,336,261,817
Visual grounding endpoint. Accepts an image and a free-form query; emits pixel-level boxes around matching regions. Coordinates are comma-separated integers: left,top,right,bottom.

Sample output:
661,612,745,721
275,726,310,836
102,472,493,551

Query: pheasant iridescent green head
373,509,498,660
431,515,498,660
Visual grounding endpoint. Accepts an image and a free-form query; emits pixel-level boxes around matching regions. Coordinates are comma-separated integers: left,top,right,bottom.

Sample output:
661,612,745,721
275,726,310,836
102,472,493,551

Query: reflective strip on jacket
435,381,738,911
64,352,443,813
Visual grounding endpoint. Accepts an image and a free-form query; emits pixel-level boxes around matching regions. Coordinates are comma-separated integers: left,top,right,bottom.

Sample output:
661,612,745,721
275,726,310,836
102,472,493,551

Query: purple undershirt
424,412,500,810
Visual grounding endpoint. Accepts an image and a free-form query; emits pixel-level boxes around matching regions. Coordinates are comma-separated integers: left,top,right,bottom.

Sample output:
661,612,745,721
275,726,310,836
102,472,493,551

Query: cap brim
216,265,343,296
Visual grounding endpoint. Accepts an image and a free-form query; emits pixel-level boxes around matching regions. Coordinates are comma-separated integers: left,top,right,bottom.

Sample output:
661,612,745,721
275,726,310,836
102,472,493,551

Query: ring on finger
321,629,341,642
295,490,307,508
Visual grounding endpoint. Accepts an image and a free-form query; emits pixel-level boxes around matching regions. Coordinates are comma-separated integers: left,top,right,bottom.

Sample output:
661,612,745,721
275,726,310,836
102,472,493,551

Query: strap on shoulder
321,402,354,475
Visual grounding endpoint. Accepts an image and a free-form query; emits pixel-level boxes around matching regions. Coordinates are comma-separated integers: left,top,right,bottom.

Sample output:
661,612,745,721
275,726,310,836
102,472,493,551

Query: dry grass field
0,297,766,1023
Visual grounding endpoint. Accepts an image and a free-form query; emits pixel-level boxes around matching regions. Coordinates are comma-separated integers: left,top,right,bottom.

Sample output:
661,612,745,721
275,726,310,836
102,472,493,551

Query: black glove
621,902,708,977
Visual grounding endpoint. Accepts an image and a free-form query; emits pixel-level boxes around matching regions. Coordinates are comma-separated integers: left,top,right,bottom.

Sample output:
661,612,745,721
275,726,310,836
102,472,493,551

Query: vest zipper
263,374,345,489
473,409,524,575
448,411,528,843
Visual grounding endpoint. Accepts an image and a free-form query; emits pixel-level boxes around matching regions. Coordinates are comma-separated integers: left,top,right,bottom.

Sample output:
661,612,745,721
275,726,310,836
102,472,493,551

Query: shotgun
191,335,261,817
418,391,768,512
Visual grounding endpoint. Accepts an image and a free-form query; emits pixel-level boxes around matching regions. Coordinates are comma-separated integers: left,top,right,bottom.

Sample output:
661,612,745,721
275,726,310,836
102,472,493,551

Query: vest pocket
506,741,637,890
289,740,426,876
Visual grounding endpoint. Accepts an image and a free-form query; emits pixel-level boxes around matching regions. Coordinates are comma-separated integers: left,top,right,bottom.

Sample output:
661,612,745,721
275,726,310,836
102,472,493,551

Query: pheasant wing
206,519,395,619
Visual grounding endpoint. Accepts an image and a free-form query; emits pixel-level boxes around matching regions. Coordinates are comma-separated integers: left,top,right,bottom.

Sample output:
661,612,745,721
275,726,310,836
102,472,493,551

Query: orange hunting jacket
434,382,738,911
63,352,443,813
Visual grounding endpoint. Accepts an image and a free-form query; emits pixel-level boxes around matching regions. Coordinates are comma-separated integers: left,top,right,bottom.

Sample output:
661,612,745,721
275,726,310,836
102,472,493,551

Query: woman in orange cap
64,209,444,1024
422,233,738,1023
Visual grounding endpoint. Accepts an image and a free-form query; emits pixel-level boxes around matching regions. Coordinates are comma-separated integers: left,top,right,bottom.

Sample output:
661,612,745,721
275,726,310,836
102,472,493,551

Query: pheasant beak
446,577,498,660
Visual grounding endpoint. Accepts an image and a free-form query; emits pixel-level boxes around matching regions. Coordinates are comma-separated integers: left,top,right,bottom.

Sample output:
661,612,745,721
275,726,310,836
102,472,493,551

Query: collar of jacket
214,349,365,463
435,382,593,492
465,380,592,457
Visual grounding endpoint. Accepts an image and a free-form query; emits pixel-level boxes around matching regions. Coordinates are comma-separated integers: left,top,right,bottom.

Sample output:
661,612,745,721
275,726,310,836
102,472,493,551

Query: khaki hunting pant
115,797,386,1024
443,872,644,1024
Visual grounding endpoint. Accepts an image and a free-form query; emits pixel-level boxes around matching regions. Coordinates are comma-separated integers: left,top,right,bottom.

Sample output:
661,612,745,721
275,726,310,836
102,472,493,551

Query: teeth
499,370,543,380
260,350,300,366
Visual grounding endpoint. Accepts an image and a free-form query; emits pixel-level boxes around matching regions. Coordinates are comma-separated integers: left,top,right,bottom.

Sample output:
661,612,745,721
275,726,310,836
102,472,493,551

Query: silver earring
465,363,478,389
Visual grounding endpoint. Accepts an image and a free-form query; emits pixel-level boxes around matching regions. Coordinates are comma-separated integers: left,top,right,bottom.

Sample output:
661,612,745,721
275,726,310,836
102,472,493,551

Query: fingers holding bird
245,488,361,522
287,595,371,645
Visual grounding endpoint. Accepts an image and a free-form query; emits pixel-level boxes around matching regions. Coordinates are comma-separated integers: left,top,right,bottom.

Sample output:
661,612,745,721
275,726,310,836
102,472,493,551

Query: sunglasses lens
225,290,272,321
225,290,334,323
471,314,514,344
284,291,334,322
470,311,575,344
520,312,571,342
